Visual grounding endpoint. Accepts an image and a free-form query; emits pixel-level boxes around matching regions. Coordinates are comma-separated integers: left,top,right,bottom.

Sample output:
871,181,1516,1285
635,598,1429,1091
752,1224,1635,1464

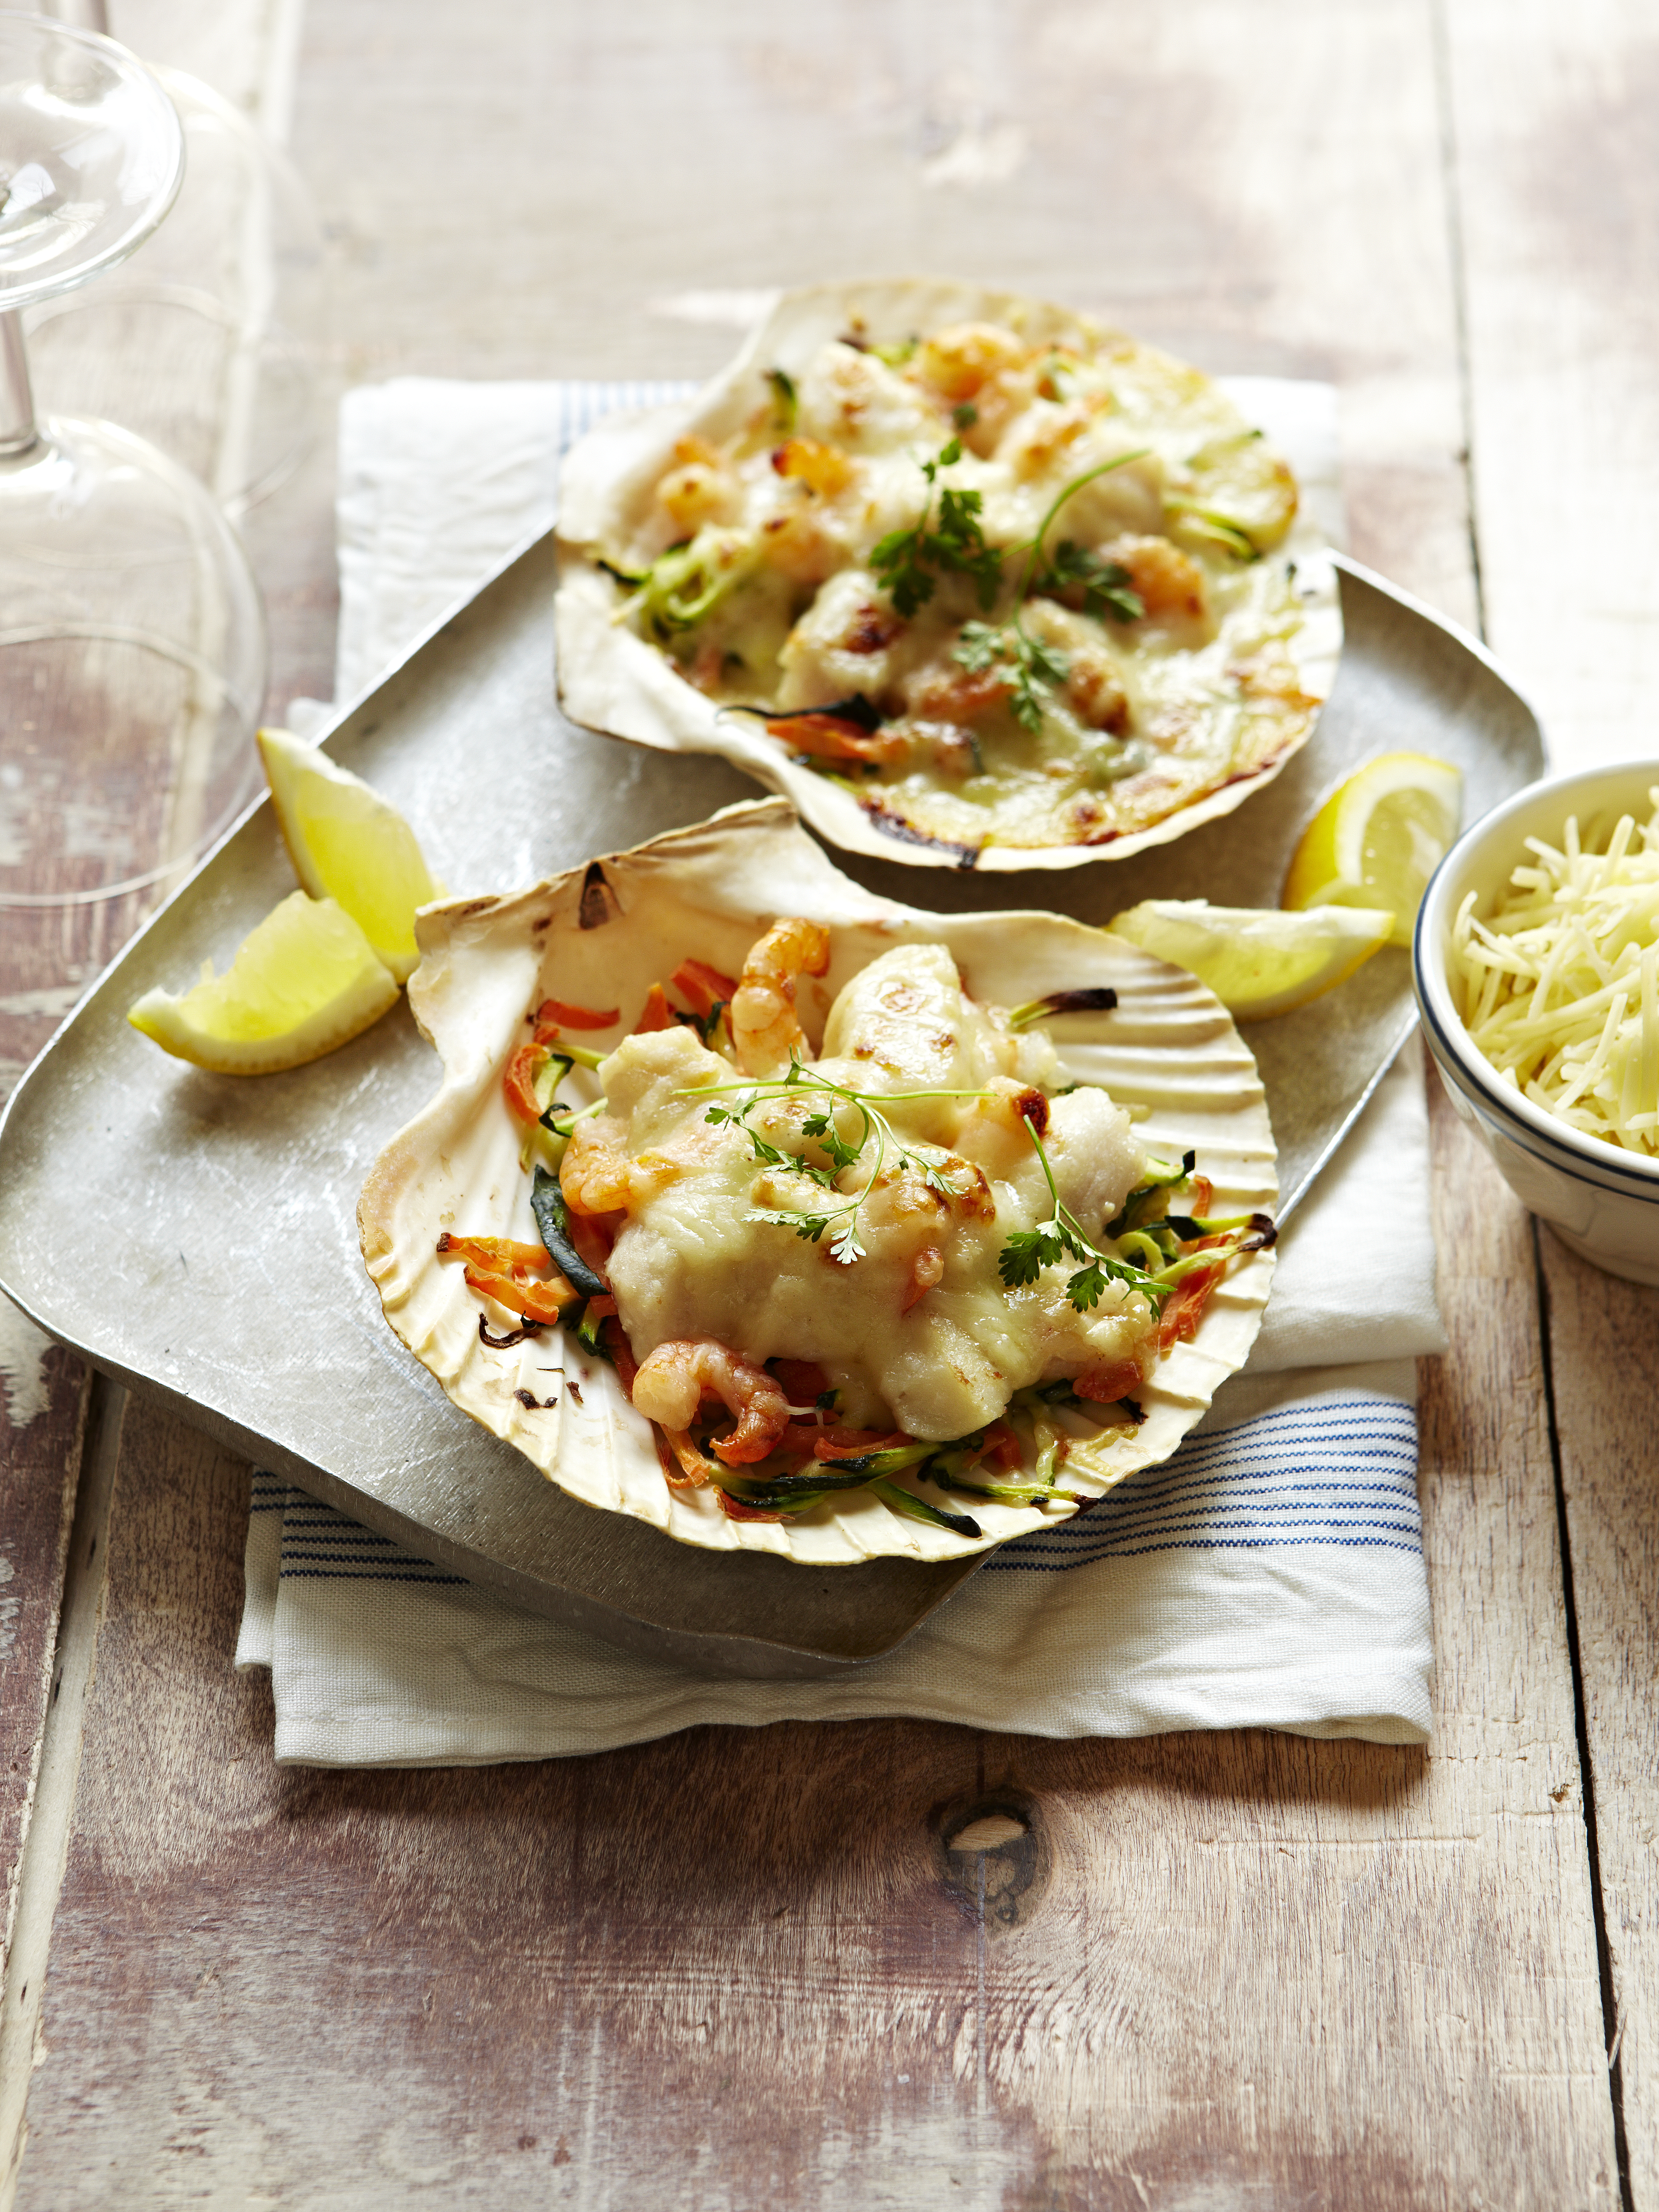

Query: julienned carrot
462,1267,575,1323
438,1233,551,1273
764,713,903,765
1158,1263,1226,1353
502,1042,547,1124
670,958,737,1016
535,997,619,1031
634,983,674,1033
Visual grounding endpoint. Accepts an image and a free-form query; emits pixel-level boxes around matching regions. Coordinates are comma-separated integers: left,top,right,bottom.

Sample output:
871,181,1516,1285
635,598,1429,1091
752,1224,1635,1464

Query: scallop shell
554,276,1340,874
359,799,1277,1564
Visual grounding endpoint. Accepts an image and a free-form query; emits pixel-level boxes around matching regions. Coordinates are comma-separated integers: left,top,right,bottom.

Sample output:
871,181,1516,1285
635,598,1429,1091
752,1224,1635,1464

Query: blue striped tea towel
239,373,1441,1763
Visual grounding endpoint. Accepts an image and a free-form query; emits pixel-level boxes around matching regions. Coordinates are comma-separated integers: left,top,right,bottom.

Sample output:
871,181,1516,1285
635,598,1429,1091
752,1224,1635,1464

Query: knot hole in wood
933,1791,1050,1936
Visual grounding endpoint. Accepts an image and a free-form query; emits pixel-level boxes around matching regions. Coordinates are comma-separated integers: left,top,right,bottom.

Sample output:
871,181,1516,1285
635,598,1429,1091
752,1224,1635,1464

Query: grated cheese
1450,789,1659,1157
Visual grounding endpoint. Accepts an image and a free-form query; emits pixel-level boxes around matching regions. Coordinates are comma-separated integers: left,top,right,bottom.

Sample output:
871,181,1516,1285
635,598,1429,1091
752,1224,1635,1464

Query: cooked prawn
730,916,831,1076
630,1339,791,1466
560,1115,668,1217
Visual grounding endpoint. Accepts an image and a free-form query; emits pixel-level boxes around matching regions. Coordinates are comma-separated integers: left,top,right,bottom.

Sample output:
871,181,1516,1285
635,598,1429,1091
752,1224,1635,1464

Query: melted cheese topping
602,321,1317,856
578,943,1153,1440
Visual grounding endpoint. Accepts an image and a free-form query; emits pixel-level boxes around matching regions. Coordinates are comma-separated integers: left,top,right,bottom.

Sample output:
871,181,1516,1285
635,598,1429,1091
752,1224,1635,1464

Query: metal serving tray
0,546,1543,1677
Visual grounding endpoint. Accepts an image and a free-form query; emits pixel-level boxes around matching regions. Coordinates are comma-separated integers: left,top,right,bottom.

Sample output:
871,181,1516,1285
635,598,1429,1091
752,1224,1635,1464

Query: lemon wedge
1107,899,1396,1020
128,892,400,1073
257,725,439,984
1281,750,1463,947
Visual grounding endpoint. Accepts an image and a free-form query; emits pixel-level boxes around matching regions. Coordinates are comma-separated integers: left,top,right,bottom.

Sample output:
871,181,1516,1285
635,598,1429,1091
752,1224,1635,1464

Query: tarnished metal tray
0,543,1543,1677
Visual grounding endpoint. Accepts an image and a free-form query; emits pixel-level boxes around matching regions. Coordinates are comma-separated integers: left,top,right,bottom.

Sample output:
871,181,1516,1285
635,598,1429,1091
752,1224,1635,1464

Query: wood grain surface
2,0,1657,2203
0,1332,81,1990
6,1109,1624,2210
1540,1231,1659,2211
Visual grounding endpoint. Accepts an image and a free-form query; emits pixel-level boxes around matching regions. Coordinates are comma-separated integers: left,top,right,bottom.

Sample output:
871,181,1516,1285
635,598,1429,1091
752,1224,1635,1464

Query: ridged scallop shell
554,276,1339,874
359,799,1277,1563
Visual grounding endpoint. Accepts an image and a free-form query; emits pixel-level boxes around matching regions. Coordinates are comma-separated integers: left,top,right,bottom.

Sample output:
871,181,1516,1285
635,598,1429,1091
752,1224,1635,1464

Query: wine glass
0,11,269,913
25,50,325,516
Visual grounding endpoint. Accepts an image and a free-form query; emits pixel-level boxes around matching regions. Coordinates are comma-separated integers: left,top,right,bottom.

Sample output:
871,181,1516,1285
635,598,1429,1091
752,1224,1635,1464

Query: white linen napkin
244,372,1443,1764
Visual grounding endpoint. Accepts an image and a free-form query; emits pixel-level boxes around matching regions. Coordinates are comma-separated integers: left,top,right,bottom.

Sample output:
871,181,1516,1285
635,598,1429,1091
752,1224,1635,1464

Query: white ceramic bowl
1414,760,1659,1284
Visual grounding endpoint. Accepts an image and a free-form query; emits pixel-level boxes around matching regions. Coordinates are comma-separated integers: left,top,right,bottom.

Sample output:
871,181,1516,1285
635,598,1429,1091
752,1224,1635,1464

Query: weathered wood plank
1445,0,1659,767
4,0,1630,2199
0,1319,82,1992
289,0,1477,626
1538,1230,1659,2206
10,1084,1621,2206
1446,0,1659,2198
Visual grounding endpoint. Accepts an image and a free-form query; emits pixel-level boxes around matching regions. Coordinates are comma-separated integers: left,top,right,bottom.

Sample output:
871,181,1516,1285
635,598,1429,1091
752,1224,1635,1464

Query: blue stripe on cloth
262,1485,468,1587
986,1393,1420,1572
253,1393,1419,1589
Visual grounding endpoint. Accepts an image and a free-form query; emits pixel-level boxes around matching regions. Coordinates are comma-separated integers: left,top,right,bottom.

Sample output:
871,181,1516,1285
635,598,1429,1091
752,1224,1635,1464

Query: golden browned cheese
606,316,1315,855
595,943,1155,1441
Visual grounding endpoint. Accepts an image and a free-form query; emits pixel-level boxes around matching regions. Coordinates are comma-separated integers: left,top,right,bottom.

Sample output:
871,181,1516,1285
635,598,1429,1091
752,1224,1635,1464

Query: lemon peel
1107,899,1395,1020
127,892,400,1074
257,725,440,984
1282,750,1463,948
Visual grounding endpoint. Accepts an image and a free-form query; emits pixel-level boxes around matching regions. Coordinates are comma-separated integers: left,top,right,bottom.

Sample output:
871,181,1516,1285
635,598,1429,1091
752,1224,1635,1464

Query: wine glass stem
0,313,38,458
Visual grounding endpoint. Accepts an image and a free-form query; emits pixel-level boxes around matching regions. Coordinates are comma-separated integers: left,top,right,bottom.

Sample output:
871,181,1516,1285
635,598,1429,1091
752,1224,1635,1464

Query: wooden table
2,1,1656,2202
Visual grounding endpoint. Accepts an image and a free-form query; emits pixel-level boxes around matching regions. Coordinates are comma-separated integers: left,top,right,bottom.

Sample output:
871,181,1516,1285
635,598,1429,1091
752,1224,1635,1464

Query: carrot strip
811,1430,912,1461
764,714,903,766
462,1267,575,1323
1158,1263,1226,1354
1075,1358,1149,1405
438,1234,550,1273
634,983,675,1033
503,1042,546,1124
670,958,738,1016
601,1316,639,1396
983,1420,1022,1471
535,997,619,1031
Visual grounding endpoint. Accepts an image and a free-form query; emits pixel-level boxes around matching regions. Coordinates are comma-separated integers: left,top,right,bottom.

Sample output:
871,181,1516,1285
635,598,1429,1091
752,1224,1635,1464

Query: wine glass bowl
0,10,183,313
24,65,326,512
0,12,268,912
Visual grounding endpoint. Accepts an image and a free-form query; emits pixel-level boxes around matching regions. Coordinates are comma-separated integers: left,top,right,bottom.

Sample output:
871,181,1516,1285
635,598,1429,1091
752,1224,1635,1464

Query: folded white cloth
244,372,1443,1765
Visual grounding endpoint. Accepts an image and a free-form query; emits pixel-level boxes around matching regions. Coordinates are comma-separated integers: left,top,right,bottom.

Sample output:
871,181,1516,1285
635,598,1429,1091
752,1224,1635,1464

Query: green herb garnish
1035,538,1144,623
999,1109,1170,1313
685,1062,986,1267
955,617,1072,735
947,449,1152,732
766,366,797,435
869,436,1003,619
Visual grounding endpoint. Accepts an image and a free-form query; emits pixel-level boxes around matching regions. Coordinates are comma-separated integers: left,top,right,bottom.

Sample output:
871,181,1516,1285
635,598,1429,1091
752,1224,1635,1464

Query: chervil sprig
949,449,1152,732
1034,538,1144,623
999,1108,1171,1312
869,437,1004,619
689,1063,987,1266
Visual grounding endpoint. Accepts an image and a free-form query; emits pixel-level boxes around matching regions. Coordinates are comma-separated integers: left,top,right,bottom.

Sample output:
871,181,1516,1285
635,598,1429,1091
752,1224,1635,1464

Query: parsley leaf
870,437,1003,618
953,618,1071,734
1000,1110,1171,1313
688,1064,990,1266
1037,539,1145,623
749,1205,830,1244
